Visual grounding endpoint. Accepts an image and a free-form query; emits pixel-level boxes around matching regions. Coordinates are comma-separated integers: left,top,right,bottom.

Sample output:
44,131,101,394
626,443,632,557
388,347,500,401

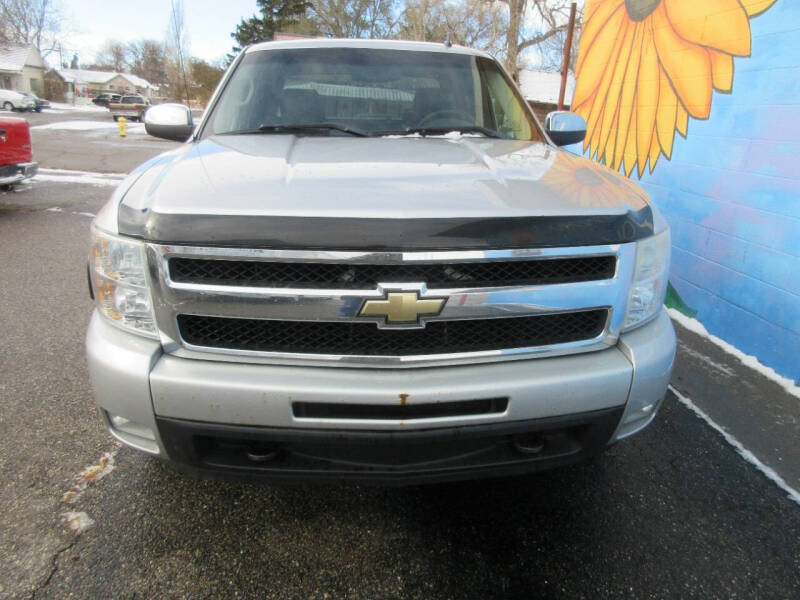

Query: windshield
206,47,541,140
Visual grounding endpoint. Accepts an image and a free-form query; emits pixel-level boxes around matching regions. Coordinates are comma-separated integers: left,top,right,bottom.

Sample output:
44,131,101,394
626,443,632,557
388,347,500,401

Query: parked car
89,39,675,484
0,117,37,187
92,93,121,107
20,92,50,112
0,89,35,112
108,95,150,121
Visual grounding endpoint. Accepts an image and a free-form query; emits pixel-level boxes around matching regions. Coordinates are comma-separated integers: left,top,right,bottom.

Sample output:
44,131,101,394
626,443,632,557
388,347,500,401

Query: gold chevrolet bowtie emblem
359,292,445,325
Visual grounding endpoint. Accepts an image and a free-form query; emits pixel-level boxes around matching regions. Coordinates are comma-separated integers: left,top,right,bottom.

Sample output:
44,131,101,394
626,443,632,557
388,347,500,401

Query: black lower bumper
156,407,624,485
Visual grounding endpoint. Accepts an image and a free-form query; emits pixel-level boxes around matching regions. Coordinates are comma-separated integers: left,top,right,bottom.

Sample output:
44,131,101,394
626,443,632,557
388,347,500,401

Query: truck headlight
90,227,158,338
623,229,670,330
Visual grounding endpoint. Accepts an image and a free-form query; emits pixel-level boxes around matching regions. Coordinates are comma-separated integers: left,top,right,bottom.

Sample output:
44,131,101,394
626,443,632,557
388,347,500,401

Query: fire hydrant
118,116,126,138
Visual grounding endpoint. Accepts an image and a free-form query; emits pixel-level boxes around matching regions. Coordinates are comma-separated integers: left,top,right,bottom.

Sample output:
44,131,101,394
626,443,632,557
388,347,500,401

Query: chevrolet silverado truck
87,39,675,484
108,94,149,121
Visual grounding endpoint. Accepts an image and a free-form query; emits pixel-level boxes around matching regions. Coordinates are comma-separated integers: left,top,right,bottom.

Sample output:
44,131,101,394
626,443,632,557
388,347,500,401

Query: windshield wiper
257,123,369,137
380,125,503,138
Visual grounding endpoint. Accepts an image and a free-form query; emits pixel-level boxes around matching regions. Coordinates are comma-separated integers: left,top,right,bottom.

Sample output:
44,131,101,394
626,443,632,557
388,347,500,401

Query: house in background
518,69,575,122
45,68,154,102
0,45,46,94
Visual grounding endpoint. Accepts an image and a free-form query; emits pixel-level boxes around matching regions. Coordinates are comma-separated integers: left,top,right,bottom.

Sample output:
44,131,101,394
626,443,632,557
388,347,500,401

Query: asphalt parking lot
1,108,798,599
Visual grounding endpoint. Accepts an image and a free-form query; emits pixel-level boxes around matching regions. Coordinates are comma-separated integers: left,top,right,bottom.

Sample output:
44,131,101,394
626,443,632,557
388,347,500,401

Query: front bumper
86,309,676,483
0,162,37,185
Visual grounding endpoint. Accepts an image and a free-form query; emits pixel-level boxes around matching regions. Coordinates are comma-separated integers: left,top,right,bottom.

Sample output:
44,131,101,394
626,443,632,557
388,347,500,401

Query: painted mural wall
572,0,800,382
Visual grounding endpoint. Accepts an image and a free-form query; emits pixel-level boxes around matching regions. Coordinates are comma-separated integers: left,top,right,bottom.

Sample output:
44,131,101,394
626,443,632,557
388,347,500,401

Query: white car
0,89,35,112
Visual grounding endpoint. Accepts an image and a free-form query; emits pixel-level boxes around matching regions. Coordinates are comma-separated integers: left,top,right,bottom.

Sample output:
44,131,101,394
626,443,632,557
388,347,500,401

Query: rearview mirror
144,103,194,142
544,111,587,147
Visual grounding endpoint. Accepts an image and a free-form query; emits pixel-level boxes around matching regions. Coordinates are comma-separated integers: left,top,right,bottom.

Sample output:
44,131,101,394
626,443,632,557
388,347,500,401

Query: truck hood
118,135,653,249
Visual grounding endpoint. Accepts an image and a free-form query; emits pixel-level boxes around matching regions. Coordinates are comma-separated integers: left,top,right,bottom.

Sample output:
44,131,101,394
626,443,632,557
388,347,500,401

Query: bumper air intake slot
292,397,508,420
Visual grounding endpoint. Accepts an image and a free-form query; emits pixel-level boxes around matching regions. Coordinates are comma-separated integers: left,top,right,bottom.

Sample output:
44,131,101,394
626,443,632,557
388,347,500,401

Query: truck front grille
169,255,616,289
149,243,633,367
177,310,608,357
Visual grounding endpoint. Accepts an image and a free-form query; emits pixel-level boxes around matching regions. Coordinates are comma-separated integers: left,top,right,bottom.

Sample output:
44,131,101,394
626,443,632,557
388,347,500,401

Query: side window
478,58,533,140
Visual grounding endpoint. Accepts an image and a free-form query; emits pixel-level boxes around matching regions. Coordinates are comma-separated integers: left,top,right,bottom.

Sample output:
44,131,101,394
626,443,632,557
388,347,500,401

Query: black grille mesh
169,256,616,289
177,310,608,356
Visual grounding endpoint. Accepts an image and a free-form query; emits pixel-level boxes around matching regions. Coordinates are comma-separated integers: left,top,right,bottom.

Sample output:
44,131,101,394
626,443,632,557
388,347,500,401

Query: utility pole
558,2,577,111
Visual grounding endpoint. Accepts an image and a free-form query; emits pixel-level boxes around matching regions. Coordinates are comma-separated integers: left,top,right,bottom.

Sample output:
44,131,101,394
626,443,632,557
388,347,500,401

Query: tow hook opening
512,433,546,455
245,445,280,463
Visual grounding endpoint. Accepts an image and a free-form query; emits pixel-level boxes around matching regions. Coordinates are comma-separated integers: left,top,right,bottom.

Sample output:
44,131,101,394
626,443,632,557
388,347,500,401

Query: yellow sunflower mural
573,0,778,177
540,151,650,210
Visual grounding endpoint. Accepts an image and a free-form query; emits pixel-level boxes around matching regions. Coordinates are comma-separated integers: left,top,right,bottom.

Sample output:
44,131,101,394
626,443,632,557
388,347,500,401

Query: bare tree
0,0,63,56
499,0,576,79
128,39,168,86
166,0,191,104
309,0,398,39
398,0,506,57
529,2,582,72
91,39,129,71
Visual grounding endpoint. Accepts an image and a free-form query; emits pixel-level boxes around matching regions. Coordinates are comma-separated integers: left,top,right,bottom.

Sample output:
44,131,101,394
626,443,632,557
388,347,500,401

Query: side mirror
144,103,194,142
544,111,587,146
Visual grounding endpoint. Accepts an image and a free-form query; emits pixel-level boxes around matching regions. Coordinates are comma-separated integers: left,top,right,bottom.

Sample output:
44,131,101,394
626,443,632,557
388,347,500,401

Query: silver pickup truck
87,39,675,484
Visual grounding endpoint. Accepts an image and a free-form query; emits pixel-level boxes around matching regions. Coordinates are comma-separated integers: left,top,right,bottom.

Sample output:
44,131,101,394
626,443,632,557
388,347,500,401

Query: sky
57,0,261,66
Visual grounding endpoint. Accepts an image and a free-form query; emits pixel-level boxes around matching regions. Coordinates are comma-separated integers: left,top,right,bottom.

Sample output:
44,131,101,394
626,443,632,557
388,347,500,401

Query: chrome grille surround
145,243,636,369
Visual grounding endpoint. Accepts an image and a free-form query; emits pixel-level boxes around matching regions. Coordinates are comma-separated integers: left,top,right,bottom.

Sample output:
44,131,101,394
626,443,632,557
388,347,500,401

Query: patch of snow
668,308,800,400
379,132,483,139
35,175,121,187
76,211,96,218
47,102,107,113
32,120,146,134
38,167,127,178
440,131,482,139
670,385,800,506
381,133,422,139
35,168,126,188
45,206,62,212
61,511,95,534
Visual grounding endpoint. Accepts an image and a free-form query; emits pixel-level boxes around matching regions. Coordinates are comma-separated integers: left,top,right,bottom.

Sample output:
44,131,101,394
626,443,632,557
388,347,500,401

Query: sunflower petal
656,65,677,159
652,3,713,119
676,104,689,137
574,3,626,107
636,26,659,174
740,0,778,17
623,93,638,177
649,126,661,172
613,26,642,172
584,21,630,159
598,24,637,161
665,0,751,56
709,49,733,91
603,103,621,167
576,0,625,75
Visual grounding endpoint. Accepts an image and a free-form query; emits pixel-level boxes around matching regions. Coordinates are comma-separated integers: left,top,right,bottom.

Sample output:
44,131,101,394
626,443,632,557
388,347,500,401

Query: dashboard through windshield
206,47,542,141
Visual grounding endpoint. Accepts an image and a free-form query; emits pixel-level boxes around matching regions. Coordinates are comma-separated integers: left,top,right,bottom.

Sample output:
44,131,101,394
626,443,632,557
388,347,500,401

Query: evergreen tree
228,0,313,61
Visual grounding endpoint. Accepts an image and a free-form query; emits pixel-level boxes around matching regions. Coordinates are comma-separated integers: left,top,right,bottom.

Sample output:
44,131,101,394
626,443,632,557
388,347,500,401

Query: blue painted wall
572,0,799,382
636,1,799,382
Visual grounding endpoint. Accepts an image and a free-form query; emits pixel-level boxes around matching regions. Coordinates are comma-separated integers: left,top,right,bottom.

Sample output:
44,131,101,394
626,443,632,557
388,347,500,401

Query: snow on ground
670,385,800,506
46,102,107,113
34,167,126,187
668,308,800,399
31,120,146,134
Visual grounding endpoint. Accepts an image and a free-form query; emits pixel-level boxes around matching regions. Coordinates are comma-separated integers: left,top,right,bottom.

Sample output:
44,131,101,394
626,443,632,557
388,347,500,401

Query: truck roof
246,38,493,59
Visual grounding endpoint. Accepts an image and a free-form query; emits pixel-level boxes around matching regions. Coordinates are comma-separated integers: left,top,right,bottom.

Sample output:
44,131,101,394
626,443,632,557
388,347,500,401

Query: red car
0,117,37,187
